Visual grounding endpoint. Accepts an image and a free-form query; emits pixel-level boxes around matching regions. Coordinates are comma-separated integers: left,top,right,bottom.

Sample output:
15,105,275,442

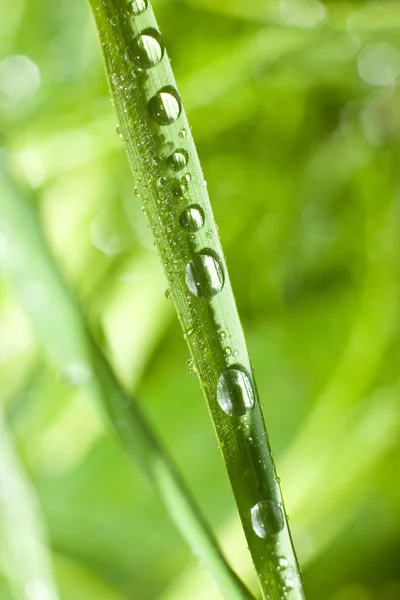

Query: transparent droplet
206,229,213,239
173,184,186,197
186,358,196,374
223,346,232,358
251,500,285,538
178,128,187,138
216,368,254,417
148,86,182,125
179,205,204,232
277,557,289,571
157,176,167,187
167,148,188,171
116,124,123,138
165,288,172,300
127,28,164,69
185,252,224,298
131,0,148,16
181,173,191,183
219,331,226,341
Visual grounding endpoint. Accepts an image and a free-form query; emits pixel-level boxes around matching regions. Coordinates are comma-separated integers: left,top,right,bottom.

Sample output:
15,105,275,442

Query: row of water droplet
128,4,297,588
124,2,226,301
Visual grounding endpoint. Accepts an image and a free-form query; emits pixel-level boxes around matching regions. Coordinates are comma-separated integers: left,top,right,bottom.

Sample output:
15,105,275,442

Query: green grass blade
0,158,255,600
0,406,60,600
86,1,305,597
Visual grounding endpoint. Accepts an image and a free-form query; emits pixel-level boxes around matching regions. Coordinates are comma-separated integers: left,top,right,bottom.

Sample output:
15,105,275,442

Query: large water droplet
251,500,285,538
131,0,148,15
277,557,289,571
185,251,224,298
179,205,204,232
167,149,188,171
127,28,164,69
148,86,182,125
216,368,254,416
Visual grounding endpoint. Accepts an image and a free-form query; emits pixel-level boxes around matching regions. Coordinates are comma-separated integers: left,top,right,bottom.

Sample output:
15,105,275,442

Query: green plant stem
87,1,304,597
0,158,255,600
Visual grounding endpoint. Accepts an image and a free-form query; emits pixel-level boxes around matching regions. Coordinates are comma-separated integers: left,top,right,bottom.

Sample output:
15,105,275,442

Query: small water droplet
277,557,289,571
157,176,167,187
116,124,123,138
251,500,285,538
179,205,204,232
223,346,232,358
131,0,148,16
165,288,172,300
167,148,188,171
178,128,187,138
185,251,224,298
186,358,196,374
181,173,191,183
127,28,164,69
232,349,239,358
206,229,213,239
219,331,226,341
173,184,186,197
148,86,182,125
216,368,254,416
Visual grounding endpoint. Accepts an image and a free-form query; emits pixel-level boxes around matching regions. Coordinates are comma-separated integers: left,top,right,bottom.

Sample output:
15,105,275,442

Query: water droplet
148,86,182,125
232,349,239,358
127,28,164,69
179,205,204,232
181,173,191,183
167,148,188,171
206,229,213,239
157,176,167,187
216,368,254,417
223,346,232,358
179,128,187,138
173,184,186,197
277,557,289,571
185,251,224,298
219,331,226,341
186,358,196,374
165,288,172,300
251,500,285,538
131,0,148,16
116,124,123,138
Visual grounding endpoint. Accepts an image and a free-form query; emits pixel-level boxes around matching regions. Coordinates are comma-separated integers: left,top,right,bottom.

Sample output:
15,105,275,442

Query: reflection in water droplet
148,86,182,125
216,368,254,416
167,148,188,171
131,0,148,16
223,347,232,358
165,288,172,300
185,252,224,298
277,557,289,571
179,205,204,232
173,184,186,197
181,173,191,183
186,358,196,374
116,124,123,138
127,28,164,69
251,500,285,538
179,128,187,138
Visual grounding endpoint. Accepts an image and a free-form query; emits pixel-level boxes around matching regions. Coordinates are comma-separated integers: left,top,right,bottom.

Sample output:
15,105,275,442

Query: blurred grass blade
0,406,60,600
0,158,255,600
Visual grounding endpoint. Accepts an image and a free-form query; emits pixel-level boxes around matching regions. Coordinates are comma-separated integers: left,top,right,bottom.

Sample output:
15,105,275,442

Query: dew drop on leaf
167,148,188,171
179,205,204,232
185,251,224,298
131,0,148,16
127,29,164,69
148,86,182,125
251,500,285,538
216,368,254,416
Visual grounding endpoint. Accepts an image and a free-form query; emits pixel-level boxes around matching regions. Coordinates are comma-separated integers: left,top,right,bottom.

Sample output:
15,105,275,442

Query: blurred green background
1,0,399,599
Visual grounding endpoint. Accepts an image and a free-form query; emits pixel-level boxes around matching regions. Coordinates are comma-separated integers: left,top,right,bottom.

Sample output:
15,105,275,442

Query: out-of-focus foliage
0,1,399,599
